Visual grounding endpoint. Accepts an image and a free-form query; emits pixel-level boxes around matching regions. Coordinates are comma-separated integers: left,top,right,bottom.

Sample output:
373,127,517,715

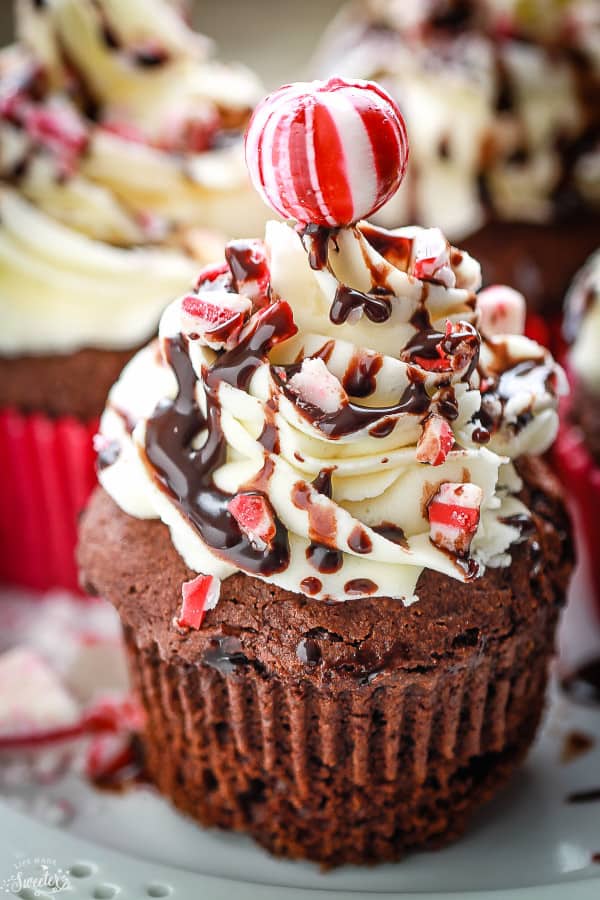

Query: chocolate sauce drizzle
300,224,395,325
342,352,383,398
330,285,392,325
372,523,409,548
225,240,268,294
306,543,343,574
145,306,294,577
273,365,430,439
312,468,334,498
473,351,557,443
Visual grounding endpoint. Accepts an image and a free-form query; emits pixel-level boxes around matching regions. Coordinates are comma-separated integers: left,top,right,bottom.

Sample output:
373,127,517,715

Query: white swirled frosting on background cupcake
0,0,268,355
315,0,600,239
564,249,600,395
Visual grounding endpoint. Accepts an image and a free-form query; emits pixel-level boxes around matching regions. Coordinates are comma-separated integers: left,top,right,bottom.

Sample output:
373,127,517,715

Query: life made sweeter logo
1,857,71,896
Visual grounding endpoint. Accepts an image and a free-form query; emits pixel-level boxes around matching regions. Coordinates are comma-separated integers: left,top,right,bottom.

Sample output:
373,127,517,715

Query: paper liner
121,610,556,866
0,408,98,593
554,419,600,617
525,311,564,356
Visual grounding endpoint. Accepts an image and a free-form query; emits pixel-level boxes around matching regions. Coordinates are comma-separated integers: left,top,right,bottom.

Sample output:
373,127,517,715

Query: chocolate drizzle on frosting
272,365,430,439
342,352,383,398
300,224,394,325
145,307,295,577
330,284,392,325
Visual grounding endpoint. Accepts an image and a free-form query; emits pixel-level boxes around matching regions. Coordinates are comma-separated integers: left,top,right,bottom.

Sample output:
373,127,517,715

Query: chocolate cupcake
314,0,600,318
555,249,600,615
79,79,573,866
0,0,267,591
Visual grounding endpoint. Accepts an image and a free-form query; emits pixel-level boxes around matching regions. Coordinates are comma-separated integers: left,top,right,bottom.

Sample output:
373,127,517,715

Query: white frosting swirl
97,218,566,604
0,0,268,354
315,0,600,239
565,248,600,393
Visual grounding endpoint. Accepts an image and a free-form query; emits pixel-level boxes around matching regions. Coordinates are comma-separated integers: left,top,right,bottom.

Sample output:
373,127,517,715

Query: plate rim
1,801,600,900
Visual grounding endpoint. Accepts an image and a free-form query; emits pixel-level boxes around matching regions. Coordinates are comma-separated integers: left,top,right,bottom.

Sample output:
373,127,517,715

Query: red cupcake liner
554,410,600,617
0,408,98,594
525,311,565,356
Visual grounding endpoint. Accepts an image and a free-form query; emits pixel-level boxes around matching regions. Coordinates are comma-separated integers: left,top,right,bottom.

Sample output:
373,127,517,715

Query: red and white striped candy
477,285,526,337
177,574,220,630
428,482,483,557
245,78,409,227
416,415,455,466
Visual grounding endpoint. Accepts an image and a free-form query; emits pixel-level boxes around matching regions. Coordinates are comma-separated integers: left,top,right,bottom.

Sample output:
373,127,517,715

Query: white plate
1,565,600,900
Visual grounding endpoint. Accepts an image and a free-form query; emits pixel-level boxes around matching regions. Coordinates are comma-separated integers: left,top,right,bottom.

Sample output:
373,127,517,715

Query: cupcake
78,79,573,866
555,249,600,615
314,0,600,321
0,0,267,592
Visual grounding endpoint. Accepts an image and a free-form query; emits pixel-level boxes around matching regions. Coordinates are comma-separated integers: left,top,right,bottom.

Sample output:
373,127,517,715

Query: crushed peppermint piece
417,415,455,466
411,228,456,288
428,482,483,557
181,290,251,347
228,492,277,551
287,358,348,414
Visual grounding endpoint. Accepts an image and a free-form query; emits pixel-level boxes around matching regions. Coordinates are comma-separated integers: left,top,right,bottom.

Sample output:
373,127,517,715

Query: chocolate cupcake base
79,457,572,866
125,620,549,865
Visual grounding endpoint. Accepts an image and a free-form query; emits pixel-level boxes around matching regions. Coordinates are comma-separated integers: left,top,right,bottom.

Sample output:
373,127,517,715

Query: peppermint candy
245,78,409,227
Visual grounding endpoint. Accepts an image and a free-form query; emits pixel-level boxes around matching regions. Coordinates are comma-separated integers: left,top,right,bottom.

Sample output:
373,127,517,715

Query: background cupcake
0,0,267,592
314,0,600,324
78,80,573,866
555,249,600,617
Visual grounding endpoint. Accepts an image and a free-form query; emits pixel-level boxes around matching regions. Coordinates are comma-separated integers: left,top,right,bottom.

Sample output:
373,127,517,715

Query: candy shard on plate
428,482,483,557
0,647,79,739
477,285,526,337
228,492,277,551
410,227,456,288
177,574,220,630
245,77,409,226
287,357,348,414
416,414,455,466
